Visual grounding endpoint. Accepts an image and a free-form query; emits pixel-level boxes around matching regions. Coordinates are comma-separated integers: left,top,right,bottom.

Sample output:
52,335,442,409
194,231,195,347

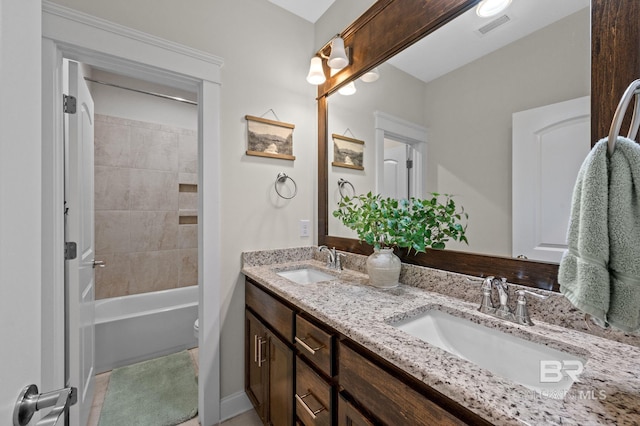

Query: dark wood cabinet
295,357,332,425
246,310,268,422
245,283,294,426
245,278,490,426
268,331,294,426
295,315,334,377
339,342,466,426
337,395,374,426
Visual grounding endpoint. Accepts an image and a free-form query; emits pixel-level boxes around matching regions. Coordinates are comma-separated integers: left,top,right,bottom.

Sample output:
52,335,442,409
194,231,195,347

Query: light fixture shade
338,81,356,96
328,37,349,70
306,56,326,85
360,67,379,83
476,0,512,17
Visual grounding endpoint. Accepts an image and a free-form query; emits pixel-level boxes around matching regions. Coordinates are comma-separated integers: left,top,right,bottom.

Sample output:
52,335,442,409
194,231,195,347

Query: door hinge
64,242,77,260
63,94,77,114
406,159,414,169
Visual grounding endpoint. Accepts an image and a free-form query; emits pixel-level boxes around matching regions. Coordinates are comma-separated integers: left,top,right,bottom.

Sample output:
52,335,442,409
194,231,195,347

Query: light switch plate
300,219,310,237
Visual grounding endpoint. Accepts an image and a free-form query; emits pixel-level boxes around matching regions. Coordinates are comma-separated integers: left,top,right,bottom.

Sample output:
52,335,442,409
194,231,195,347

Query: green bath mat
99,351,198,426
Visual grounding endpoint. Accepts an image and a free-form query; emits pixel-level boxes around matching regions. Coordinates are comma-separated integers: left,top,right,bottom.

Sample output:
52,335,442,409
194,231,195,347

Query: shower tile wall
94,114,198,299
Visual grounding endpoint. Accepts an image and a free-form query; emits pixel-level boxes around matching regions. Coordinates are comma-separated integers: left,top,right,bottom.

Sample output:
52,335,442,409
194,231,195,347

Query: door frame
41,2,223,424
374,111,427,198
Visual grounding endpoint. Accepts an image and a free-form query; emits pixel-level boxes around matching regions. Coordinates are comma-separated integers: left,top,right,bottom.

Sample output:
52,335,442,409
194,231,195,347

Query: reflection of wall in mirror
326,8,589,253
328,63,426,239
423,8,589,257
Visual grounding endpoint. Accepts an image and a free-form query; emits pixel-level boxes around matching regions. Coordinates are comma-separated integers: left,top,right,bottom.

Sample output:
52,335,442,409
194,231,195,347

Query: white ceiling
271,0,589,83
268,0,335,23
388,0,589,83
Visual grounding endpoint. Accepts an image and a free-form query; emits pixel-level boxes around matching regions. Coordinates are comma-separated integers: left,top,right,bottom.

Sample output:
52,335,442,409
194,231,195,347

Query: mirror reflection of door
383,139,418,200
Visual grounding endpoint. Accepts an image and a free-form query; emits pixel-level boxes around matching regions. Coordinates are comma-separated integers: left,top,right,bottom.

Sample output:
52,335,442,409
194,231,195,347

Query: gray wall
423,8,590,256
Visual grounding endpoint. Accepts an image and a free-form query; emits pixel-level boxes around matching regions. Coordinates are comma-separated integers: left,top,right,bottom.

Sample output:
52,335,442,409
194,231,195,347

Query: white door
512,96,591,262
64,60,96,426
0,0,47,424
383,141,420,200
383,143,408,199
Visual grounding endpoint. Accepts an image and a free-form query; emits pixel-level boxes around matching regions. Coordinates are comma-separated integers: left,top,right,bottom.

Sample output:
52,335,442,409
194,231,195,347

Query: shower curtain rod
84,77,198,106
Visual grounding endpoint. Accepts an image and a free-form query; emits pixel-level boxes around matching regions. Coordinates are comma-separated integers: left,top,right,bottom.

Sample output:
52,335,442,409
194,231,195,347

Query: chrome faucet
493,277,514,321
478,276,496,314
318,246,345,270
477,277,548,325
514,289,549,326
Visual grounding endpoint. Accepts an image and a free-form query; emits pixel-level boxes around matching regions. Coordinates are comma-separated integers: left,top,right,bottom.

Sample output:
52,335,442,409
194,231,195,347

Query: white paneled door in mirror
512,96,590,263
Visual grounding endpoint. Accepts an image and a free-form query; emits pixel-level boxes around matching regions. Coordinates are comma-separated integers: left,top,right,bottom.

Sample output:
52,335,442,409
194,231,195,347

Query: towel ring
338,178,355,199
275,172,297,199
608,79,640,156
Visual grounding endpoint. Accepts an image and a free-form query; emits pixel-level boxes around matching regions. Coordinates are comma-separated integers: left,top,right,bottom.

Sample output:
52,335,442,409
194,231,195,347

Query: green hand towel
559,137,640,333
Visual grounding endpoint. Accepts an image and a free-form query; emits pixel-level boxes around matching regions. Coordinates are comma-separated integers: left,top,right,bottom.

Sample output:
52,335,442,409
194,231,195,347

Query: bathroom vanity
242,247,640,425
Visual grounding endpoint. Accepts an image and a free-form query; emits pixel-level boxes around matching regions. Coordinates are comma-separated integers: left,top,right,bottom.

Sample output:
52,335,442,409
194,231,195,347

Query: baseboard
220,391,253,422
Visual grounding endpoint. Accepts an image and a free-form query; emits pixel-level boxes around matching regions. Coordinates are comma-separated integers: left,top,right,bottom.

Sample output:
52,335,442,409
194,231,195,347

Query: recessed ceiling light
476,0,512,18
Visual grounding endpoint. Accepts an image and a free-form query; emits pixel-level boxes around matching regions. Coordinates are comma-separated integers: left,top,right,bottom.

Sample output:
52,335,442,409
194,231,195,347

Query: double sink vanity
242,246,640,425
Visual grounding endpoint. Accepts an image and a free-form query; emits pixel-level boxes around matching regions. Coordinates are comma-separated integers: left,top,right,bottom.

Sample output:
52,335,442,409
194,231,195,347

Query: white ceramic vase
366,248,401,289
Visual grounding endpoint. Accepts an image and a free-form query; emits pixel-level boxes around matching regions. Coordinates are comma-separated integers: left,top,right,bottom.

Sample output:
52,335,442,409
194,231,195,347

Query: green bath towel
559,137,640,333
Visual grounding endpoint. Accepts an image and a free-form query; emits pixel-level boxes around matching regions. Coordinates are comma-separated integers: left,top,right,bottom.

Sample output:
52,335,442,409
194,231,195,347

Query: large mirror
327,0,590,261
318,0,640,290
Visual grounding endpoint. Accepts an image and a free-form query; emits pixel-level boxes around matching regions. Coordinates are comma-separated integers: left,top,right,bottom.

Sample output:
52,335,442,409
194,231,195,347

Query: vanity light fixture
360,67,380,83
338,81,356,96
476,0,512,18
306,56,326,85
306,34,351,85
326,36,349,69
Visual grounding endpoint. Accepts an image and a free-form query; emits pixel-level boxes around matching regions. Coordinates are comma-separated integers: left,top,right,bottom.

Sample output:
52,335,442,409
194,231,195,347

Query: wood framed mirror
317,0,640,291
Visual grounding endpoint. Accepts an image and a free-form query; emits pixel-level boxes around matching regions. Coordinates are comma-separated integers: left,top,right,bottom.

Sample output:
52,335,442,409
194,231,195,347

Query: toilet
193,318,199,339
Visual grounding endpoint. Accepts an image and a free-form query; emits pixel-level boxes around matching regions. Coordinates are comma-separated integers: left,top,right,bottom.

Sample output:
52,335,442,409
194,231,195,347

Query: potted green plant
333,192,468,288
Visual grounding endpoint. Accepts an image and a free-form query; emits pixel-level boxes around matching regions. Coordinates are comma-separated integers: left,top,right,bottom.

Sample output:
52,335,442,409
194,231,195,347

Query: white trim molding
42,1,223,89
220,391,254,422
374,110,428,143
373,111,428,198
41,3,223,424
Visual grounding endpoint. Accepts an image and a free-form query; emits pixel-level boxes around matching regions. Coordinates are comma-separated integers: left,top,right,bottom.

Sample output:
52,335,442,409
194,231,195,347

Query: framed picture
245,115,295,160
331,134,364,170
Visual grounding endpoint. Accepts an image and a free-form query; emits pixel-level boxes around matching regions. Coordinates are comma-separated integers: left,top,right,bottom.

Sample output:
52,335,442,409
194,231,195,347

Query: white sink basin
391,309,586,397
277,268,335,284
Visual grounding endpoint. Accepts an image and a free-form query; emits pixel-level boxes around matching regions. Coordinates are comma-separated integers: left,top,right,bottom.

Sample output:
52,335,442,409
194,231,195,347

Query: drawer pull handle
295,335,325,355
295,392,326,419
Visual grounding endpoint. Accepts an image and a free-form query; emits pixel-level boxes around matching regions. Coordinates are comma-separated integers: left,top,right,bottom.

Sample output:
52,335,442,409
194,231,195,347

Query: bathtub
95,286,198,373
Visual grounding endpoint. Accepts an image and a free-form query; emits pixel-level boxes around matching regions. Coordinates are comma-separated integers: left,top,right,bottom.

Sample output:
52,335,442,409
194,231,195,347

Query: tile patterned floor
88,348,261,426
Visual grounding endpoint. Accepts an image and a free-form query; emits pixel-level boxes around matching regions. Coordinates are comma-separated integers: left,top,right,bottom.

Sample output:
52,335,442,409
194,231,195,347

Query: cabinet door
246,310,268,422
338,395,374,426
267,329,294,426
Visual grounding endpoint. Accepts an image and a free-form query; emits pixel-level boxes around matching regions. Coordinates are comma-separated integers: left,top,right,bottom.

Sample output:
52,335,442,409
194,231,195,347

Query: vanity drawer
339,342,466,426
296,357,332,426
246,280,294,343
295,315,333,376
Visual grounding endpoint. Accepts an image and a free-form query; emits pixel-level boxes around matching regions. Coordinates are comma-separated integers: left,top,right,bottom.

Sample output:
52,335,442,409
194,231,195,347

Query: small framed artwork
332,134,364,170
245,115,295,161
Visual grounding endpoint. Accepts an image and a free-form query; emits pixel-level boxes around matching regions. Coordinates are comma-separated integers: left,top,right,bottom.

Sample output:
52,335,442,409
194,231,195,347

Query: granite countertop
241,248,640,426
